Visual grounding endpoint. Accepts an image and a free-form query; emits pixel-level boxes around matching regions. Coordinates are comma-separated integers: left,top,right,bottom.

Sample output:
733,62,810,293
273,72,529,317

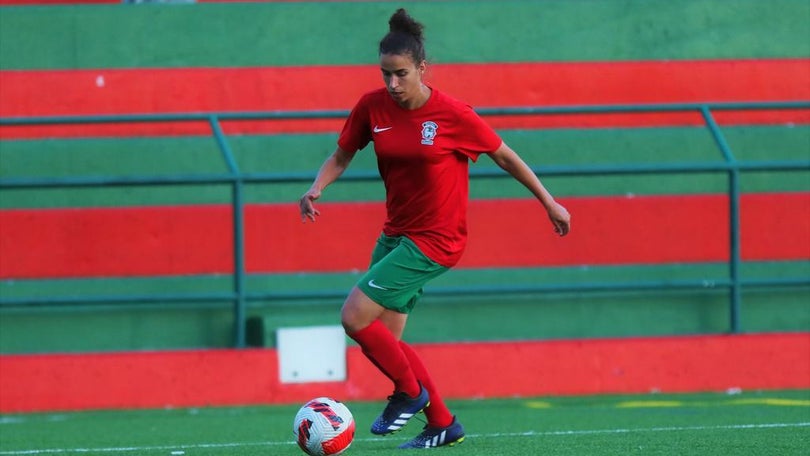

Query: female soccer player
299,8,571,449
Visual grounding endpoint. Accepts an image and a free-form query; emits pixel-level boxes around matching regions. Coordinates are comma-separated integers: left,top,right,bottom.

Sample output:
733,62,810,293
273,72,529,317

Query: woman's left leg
398,341,454,428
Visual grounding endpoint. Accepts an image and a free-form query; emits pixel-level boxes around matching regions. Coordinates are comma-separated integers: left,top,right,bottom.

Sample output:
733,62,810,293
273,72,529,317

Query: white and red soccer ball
293,397,356,456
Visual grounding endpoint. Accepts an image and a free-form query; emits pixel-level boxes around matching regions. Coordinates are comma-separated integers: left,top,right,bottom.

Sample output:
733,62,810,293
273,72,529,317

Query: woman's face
380,52,426,107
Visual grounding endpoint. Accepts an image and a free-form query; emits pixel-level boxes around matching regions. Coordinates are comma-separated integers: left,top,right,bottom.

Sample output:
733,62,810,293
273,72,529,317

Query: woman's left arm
488,142,571,236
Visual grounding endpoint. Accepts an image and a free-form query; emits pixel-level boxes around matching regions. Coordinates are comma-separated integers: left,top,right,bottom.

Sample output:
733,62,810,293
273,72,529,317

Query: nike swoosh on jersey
373,126,393,133
367,279,389,290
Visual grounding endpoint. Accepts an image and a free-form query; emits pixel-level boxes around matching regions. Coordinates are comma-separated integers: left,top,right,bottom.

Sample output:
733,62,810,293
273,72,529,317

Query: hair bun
379,8,426,62
389,8,424,41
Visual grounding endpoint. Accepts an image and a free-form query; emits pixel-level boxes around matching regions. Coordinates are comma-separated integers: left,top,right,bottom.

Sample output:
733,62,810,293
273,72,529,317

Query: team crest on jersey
421,121,438,145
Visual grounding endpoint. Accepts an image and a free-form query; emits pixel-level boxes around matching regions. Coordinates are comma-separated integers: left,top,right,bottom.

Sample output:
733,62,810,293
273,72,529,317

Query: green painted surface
1,0,808,70
2,262,807,353
0,306,235,354
0,136,227,177
1,125,808,208
5,261,807,299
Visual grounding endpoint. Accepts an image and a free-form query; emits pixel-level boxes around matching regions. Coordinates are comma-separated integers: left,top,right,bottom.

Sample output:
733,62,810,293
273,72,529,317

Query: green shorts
356,233,449,314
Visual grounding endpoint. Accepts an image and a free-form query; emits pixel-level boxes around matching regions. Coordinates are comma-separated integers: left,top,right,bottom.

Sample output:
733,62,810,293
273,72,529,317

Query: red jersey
338,87,502,267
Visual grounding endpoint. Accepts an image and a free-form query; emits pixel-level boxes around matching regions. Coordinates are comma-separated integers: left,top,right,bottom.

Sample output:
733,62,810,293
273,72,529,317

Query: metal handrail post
700,106,742,333
209,116,247,347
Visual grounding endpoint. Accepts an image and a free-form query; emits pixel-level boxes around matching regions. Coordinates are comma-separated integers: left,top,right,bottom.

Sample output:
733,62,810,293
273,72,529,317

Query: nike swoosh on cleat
373,125,393,133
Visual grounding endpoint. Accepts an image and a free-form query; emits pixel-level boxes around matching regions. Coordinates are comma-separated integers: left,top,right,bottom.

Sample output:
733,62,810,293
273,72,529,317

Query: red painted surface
0,333,807,413
0,205,235,278
0,193,808,279
2,60,807,138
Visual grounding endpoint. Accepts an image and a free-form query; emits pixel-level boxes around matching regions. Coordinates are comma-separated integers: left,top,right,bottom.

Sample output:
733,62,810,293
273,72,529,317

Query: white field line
0,422,808,455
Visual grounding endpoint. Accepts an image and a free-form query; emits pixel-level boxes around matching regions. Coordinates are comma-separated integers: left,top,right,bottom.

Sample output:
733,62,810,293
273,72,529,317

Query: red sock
399,341,454,428
348,320,420,397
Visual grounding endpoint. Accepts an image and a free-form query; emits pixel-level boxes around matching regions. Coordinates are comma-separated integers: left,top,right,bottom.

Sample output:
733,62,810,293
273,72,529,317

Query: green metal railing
1,101,809,347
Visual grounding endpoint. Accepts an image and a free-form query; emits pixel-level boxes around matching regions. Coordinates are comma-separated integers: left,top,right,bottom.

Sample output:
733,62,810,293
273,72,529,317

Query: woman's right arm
299,146,355,223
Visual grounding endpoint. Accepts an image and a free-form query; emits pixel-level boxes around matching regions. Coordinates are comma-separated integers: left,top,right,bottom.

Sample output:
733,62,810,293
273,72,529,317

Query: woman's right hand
299,147,354,223
299,188,322,223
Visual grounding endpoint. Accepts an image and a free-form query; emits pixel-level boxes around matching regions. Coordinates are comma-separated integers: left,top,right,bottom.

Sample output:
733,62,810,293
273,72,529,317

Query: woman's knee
340,287,382,333
340,307,364,334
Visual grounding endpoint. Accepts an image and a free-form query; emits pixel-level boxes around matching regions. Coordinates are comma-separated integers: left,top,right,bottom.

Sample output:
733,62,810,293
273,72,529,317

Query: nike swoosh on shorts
367,279,389,290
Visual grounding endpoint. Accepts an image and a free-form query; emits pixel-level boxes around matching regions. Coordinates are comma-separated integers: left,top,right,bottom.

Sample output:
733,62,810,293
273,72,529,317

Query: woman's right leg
342,287,429,435
341,286,420,398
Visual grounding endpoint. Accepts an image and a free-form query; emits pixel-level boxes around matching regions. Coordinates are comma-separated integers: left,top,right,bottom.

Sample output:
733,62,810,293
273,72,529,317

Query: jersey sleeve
453,105,503,162
337,94,372,154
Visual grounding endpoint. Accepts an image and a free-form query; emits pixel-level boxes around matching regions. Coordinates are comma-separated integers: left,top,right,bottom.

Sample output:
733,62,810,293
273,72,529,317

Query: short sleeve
454,106,503,162
337,95,372,154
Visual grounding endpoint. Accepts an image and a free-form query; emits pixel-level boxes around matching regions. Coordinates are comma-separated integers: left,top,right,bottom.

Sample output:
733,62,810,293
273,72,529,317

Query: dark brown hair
379,8,426,63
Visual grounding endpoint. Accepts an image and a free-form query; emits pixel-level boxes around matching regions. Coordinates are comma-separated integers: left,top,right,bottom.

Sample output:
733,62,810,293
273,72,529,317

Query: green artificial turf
0,390,808,455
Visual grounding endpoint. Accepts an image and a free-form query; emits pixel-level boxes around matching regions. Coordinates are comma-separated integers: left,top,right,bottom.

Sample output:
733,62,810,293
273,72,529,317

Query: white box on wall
277,325,347,383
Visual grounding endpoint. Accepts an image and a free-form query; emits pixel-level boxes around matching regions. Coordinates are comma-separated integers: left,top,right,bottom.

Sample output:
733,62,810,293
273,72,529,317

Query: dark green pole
701,106,741,333
210,116,247,347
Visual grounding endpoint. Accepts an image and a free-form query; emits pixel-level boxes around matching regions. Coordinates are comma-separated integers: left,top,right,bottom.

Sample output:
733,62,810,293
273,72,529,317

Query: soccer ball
293,397,356,456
